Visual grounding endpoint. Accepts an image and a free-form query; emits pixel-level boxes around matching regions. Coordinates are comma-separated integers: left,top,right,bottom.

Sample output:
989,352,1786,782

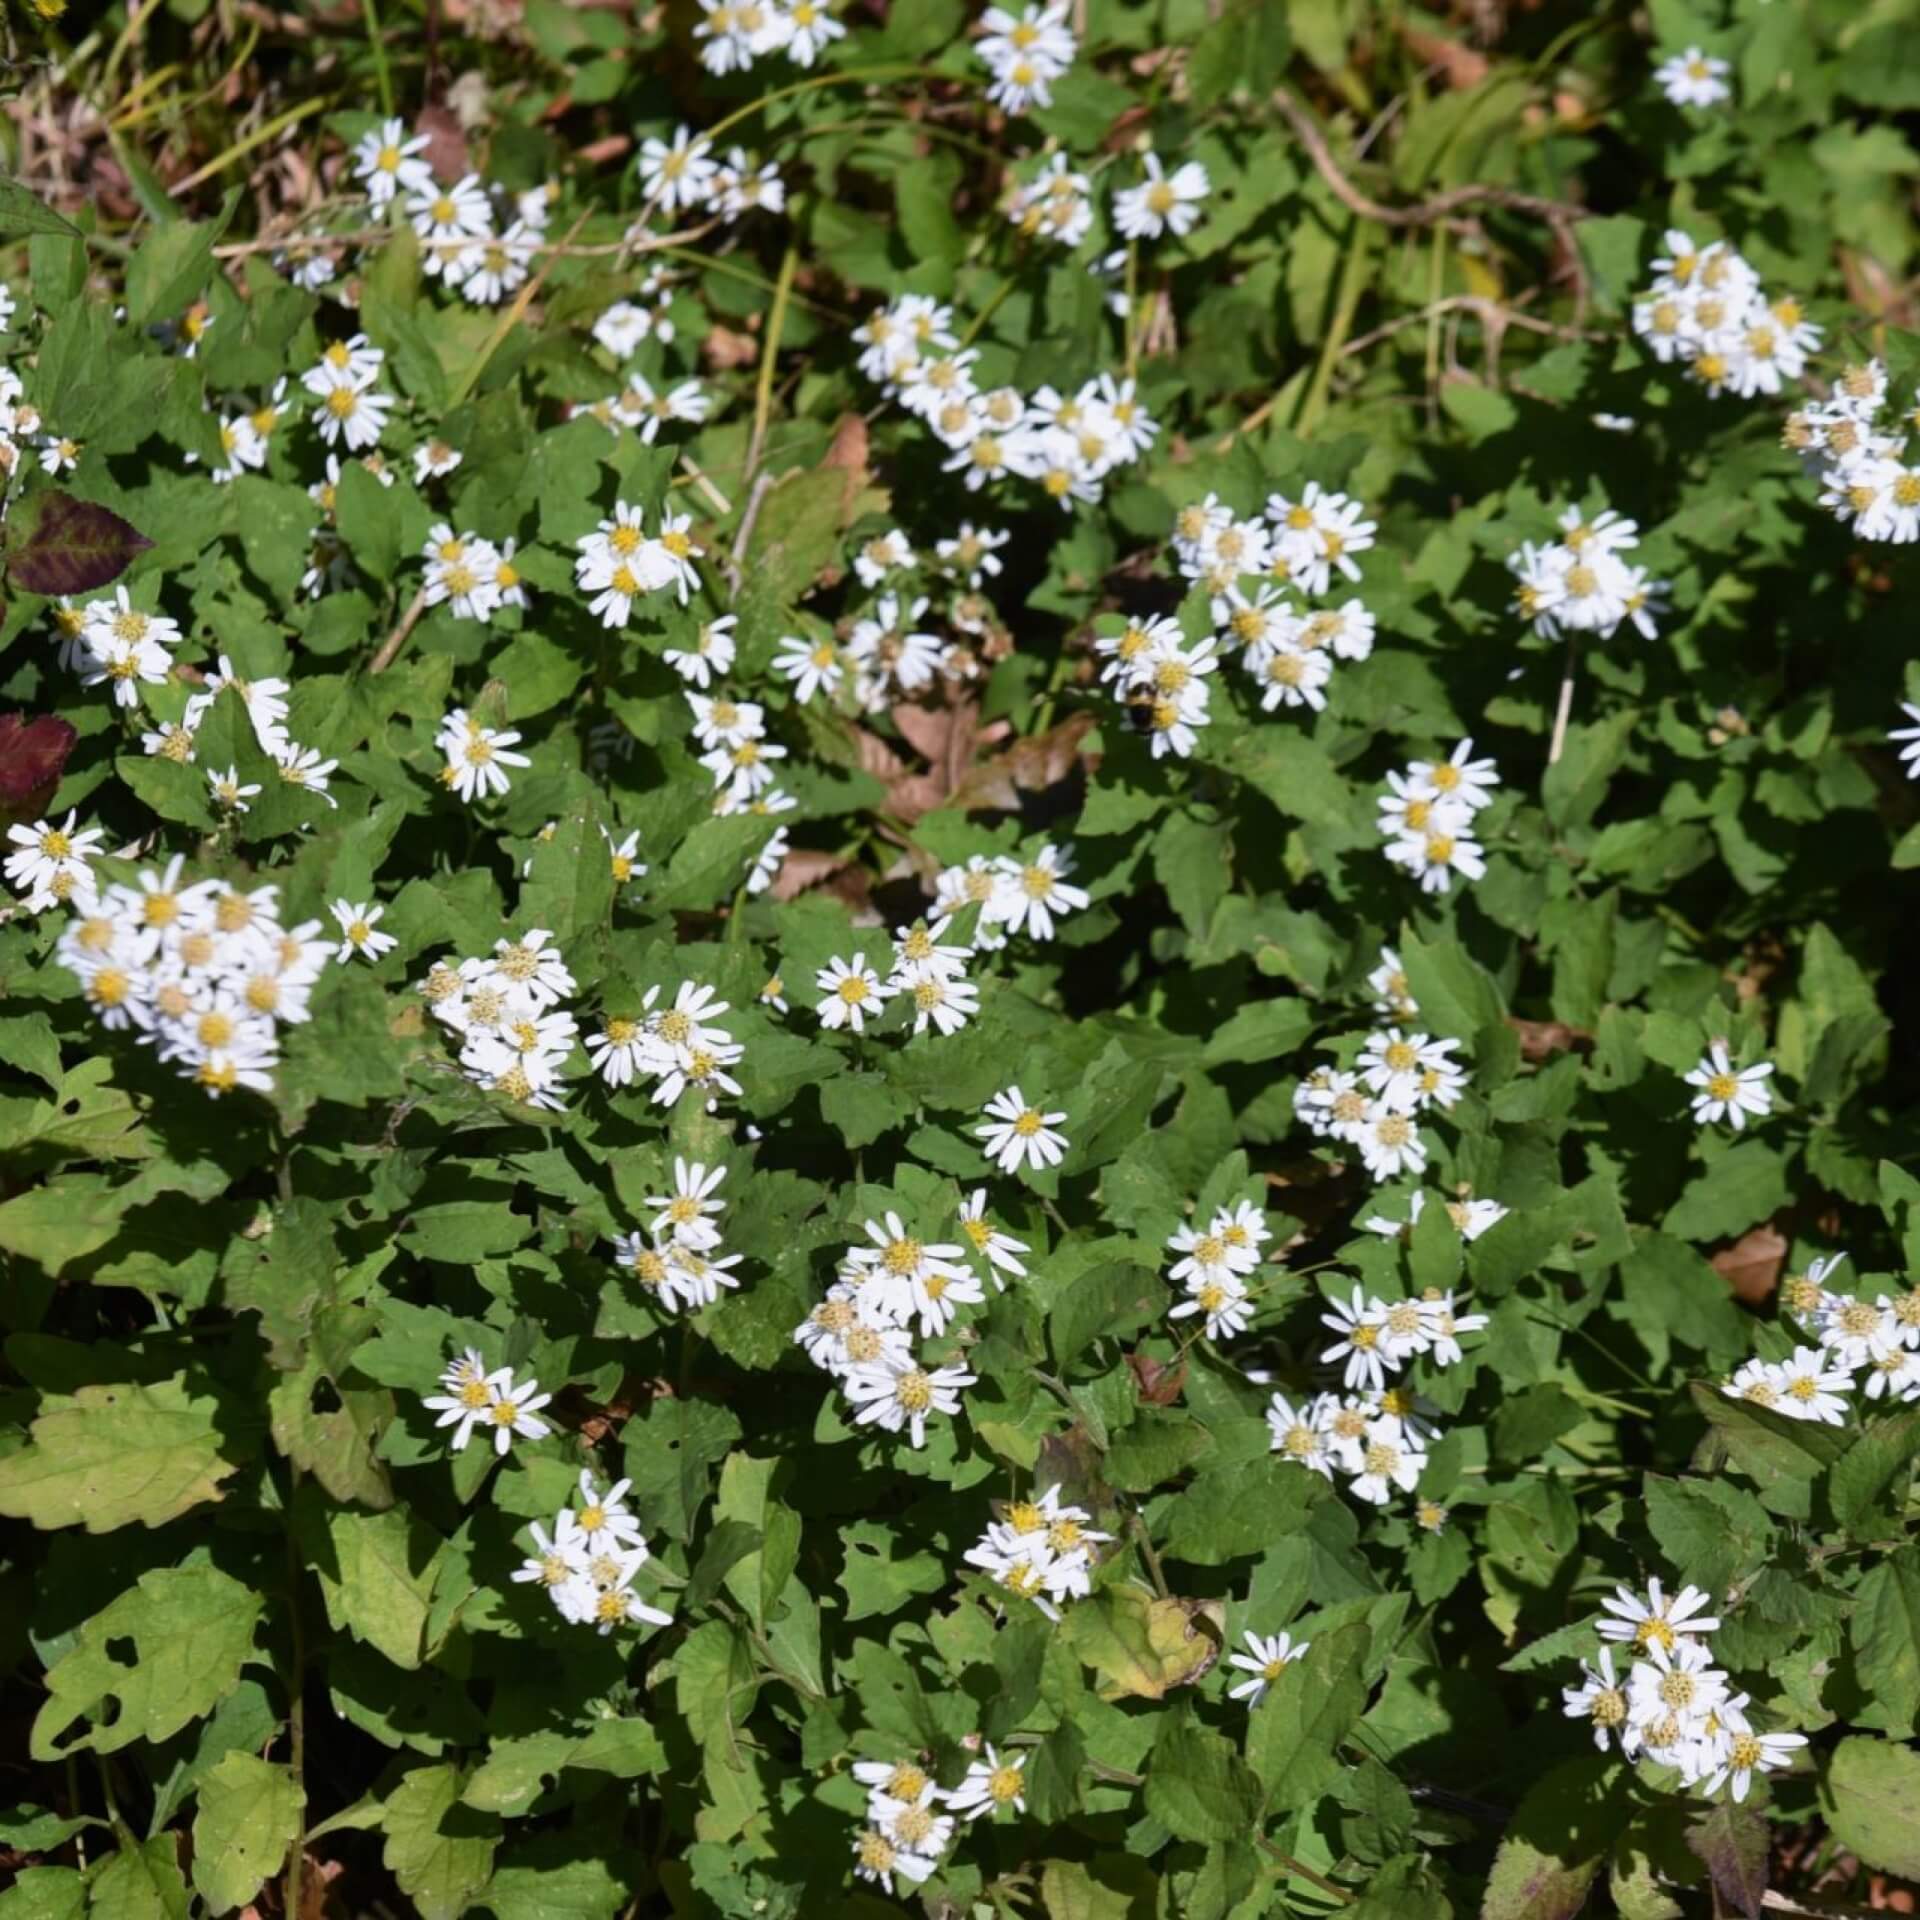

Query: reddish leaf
414,102,471,185
0,711,77,812
1685,1802,1767,1920
1128,1350,1187,1407
6,490,154,596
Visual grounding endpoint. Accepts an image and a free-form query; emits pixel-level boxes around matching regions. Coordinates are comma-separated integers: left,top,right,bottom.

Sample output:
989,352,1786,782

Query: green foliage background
4,0,1920,1914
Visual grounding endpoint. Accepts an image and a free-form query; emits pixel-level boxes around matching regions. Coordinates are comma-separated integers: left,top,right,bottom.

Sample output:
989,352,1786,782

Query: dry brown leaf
702,323,760,372
849,726,908,782
769,848,852,903
1506,1016,1594,1061
821,412,870,475
947,710,1095,813
1399,22,1490,89
1711,1224,1788,1305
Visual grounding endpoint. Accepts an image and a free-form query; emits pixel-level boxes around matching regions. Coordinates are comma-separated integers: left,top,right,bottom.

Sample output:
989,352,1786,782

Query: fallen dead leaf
1712,1224,1788,1305
1507,1016,1595,1061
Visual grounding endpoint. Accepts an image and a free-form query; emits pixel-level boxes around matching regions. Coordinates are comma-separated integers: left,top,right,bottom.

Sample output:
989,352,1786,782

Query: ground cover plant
6,0,1920,1914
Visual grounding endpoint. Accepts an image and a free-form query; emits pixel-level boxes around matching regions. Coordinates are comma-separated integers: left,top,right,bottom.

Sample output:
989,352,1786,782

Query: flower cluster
6,811,105,914
1561,1579,1806,1802
1725,1252,1920,1412
962,1485,1109,1621
381,145,554,308
421,1349,553,1455
975,2,1076,116
418,927,579,1111
422,523,530,627
66,584,185,711
1364,1187,1509,1244
508,1467,676,1635
586,979,743,1108
1785,358,1920,546
933,843,1090,949
608,1158,744,1317
438,706,533,803
693,0,846,77
302,333,396,452
1264,1285,1485,1514
816,913,981,1040
572,498,702,626
53,856,332,1096
849,1738,1035,1891
1096,613,1221,761
1294,1024,1471,1184
852,297,1157,512
1267,1383,1436,1513
1165,484,1381,728
1163,1198,1273,1342
1508,506,1667,643
794,1204,998,1448
637,125,787,225
590,269,681,358
1376,739,1499,894
1632,231,1822,405
0,350,81,483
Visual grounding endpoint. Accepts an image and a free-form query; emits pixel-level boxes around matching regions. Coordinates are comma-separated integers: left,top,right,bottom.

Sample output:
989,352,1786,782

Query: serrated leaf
1825,1735,1920,1879
1144,1716,1264,1843
190,1753,304,1915
382,1765,500,1920
0,1375,237,1532
30,1566,263,1761
1246,1620,1371,1810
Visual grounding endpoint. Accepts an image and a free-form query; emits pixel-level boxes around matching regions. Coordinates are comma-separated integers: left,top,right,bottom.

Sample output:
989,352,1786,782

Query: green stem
1297,218,1376,435
362,0,395,118
745,239,799,484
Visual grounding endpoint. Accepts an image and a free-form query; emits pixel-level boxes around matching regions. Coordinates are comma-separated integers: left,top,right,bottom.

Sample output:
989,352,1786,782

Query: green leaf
1689,1380,1849,1512
1641,1475,1774,1597
1247,1620,1371,1811
1188,0,1292,109
0,1376,237,1532
1479,1755,1630,1920
1398,928,1506,1049
306,1504,446,1671
1825,1736,1920,1879
1144,1715,1265,1844
85,1837,189,1920
838,1517,945,1620
0,179,81,240
190,1753,304,1915
30,1565,263,1761
123,193,239,327
382,1765,500,1920
1663,1141,1792,1244
1849,1549,1920,1736
1831,1408,1920,1541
